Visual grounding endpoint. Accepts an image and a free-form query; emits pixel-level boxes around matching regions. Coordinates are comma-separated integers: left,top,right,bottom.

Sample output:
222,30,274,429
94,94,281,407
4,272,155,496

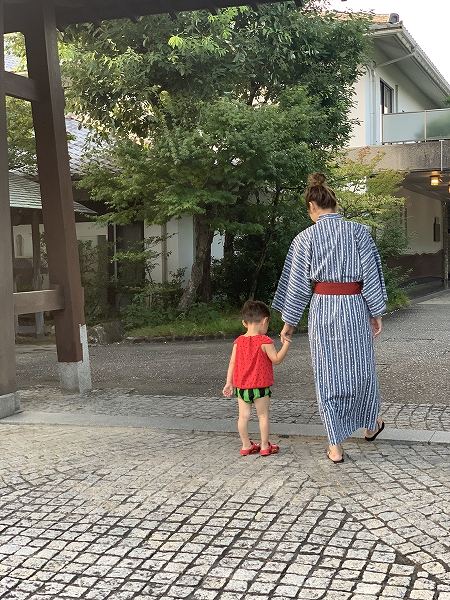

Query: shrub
121,270,185,330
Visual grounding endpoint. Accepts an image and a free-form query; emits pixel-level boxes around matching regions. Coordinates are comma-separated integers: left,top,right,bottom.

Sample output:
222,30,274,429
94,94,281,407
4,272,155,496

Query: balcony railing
382,107,450,144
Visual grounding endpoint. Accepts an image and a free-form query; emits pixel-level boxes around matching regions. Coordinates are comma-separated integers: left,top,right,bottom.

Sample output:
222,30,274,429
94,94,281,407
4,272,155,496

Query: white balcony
382,108,450,144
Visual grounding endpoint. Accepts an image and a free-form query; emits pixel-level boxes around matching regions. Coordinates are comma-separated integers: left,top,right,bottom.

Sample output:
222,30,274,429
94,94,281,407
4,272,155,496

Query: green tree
332,150,406,246
6,98,36,172
332,151,409,308
4,33,77,173
64,4,370,309
79,86,329,307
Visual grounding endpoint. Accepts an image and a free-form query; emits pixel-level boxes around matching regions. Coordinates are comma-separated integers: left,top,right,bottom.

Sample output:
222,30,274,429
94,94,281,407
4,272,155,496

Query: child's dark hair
241,300,271,323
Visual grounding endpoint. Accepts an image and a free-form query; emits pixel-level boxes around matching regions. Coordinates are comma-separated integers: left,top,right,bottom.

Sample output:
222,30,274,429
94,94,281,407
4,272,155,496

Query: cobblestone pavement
2,425,450,599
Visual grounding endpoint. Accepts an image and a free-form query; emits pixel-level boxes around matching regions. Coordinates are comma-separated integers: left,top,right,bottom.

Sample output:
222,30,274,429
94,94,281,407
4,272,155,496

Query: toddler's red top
233,334,274,389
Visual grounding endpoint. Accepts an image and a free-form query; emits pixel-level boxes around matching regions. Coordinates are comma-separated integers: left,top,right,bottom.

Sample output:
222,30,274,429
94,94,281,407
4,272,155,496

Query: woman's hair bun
308,172,326,187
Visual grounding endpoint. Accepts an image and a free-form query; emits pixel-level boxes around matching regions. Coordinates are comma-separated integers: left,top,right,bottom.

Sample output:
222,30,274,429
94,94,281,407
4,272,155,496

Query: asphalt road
16,291,450,405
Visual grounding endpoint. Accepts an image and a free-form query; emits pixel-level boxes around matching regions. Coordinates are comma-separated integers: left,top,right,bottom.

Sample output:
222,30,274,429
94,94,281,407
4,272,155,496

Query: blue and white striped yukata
272,213,387,445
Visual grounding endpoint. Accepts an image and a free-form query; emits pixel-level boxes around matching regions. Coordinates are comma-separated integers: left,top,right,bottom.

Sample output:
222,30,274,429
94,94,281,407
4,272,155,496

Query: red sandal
260,442,279,456
240,441,261,456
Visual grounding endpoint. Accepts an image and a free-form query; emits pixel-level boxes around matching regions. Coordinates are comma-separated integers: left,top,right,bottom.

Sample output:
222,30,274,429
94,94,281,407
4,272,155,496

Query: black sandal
327,449,344,464
365,420,385,442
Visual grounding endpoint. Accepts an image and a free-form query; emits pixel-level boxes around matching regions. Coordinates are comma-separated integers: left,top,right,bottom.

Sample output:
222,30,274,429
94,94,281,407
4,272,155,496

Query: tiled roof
66,115,111,176
5,52,99,176
5,53,21,71
9,172,96,214
371,14,392,24
66,116,94,175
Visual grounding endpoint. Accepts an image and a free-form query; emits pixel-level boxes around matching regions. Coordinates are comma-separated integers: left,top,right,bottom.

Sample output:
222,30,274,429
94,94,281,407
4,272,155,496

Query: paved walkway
2,425,450,599
1,290,448,599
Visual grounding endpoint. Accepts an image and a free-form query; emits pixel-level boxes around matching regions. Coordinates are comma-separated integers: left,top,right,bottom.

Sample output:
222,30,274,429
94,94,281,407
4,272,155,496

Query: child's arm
223,344,237,397
262,340,291,365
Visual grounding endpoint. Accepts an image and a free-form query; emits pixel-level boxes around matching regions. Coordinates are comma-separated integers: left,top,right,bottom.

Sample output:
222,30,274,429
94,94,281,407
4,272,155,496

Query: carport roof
4,0,285,33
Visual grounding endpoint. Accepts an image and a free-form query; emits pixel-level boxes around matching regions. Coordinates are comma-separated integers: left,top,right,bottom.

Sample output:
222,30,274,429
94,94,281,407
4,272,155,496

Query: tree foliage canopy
62,3,370,307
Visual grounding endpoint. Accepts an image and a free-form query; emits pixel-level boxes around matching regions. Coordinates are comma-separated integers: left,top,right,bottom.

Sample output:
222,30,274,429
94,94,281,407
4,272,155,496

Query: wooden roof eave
3,0,282,33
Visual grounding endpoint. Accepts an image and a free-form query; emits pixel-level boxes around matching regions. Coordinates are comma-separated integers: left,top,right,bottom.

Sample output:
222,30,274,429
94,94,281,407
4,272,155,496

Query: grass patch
129,314,243,338
128,308,307,339
127,293,409,340
387,290,410,312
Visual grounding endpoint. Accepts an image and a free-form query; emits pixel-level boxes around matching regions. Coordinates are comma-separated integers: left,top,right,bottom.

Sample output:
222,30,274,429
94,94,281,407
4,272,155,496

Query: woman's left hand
370,317,382,337
280,323,295,344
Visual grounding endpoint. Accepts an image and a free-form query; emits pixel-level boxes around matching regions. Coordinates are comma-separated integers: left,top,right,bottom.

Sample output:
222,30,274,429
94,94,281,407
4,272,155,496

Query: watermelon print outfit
233,334,274,404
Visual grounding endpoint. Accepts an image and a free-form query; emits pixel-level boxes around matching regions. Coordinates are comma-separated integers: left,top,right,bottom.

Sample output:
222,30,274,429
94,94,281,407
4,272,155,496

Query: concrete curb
3,410,450,445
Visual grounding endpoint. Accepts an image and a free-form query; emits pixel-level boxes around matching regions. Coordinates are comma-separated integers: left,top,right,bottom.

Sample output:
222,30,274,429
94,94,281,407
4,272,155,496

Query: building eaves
370,21,450,99
9,172,95,214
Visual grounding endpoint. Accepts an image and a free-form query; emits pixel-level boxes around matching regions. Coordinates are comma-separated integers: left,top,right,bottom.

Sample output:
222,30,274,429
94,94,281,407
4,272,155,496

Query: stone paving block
1,424,450,600
409,591,437,599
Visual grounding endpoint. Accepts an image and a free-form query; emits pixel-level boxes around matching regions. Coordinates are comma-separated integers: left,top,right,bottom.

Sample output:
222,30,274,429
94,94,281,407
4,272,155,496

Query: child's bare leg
238,398,252,449
254,396,270,450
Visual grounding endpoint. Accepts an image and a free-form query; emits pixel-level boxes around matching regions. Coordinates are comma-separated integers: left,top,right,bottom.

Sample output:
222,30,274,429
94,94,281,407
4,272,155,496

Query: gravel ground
16,292,450,406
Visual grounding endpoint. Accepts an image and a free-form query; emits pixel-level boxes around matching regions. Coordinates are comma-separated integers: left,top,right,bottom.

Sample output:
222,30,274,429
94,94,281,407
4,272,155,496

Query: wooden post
31,211,45,337
24,0,91,391
443,200,449,290
10,223,19,335
0,0,18,415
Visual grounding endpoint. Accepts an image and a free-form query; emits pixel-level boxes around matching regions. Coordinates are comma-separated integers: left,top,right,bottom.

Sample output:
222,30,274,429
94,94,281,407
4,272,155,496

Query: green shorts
234,387,272,404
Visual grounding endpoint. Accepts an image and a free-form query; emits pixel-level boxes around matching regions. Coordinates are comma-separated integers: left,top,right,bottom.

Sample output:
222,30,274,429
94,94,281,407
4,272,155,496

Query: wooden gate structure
0,0,283,417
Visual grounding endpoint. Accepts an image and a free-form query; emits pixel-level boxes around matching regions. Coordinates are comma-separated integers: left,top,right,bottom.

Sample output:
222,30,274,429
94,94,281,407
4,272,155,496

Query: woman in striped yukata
272,173,387,463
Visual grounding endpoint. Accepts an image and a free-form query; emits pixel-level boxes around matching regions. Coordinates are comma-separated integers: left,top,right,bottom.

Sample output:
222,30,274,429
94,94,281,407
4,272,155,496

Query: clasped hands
280,323,295,344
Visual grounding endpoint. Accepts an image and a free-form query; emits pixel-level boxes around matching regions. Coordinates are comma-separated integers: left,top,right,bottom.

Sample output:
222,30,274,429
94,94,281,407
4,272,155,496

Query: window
15,234,24,257
380,80,394,114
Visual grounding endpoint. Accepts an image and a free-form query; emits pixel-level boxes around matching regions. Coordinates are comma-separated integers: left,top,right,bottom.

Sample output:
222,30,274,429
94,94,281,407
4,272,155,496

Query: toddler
223,300,290,456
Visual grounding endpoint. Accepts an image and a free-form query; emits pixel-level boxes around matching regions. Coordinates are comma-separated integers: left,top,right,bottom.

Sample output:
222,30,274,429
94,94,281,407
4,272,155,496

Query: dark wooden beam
25,0,84,363
0,0,17,397
443,200,449,289
4,1,285,33
4,71,41,102
14,286,65,316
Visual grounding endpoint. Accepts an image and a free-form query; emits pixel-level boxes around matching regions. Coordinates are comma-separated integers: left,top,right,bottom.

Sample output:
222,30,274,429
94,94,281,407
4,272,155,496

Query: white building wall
13,221,106,259
75,221,107,244
175,215,194,282
348,74,369,148
348,57,436,148
211,232,224,261
13,224,35,258
144,215,194,284
145,215,224,284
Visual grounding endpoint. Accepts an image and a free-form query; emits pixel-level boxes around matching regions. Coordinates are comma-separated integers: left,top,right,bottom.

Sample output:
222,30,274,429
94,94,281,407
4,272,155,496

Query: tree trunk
199,236,213,303
248,190,281,300
224,232,234,260
248,234,272,301
178,214,214,312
